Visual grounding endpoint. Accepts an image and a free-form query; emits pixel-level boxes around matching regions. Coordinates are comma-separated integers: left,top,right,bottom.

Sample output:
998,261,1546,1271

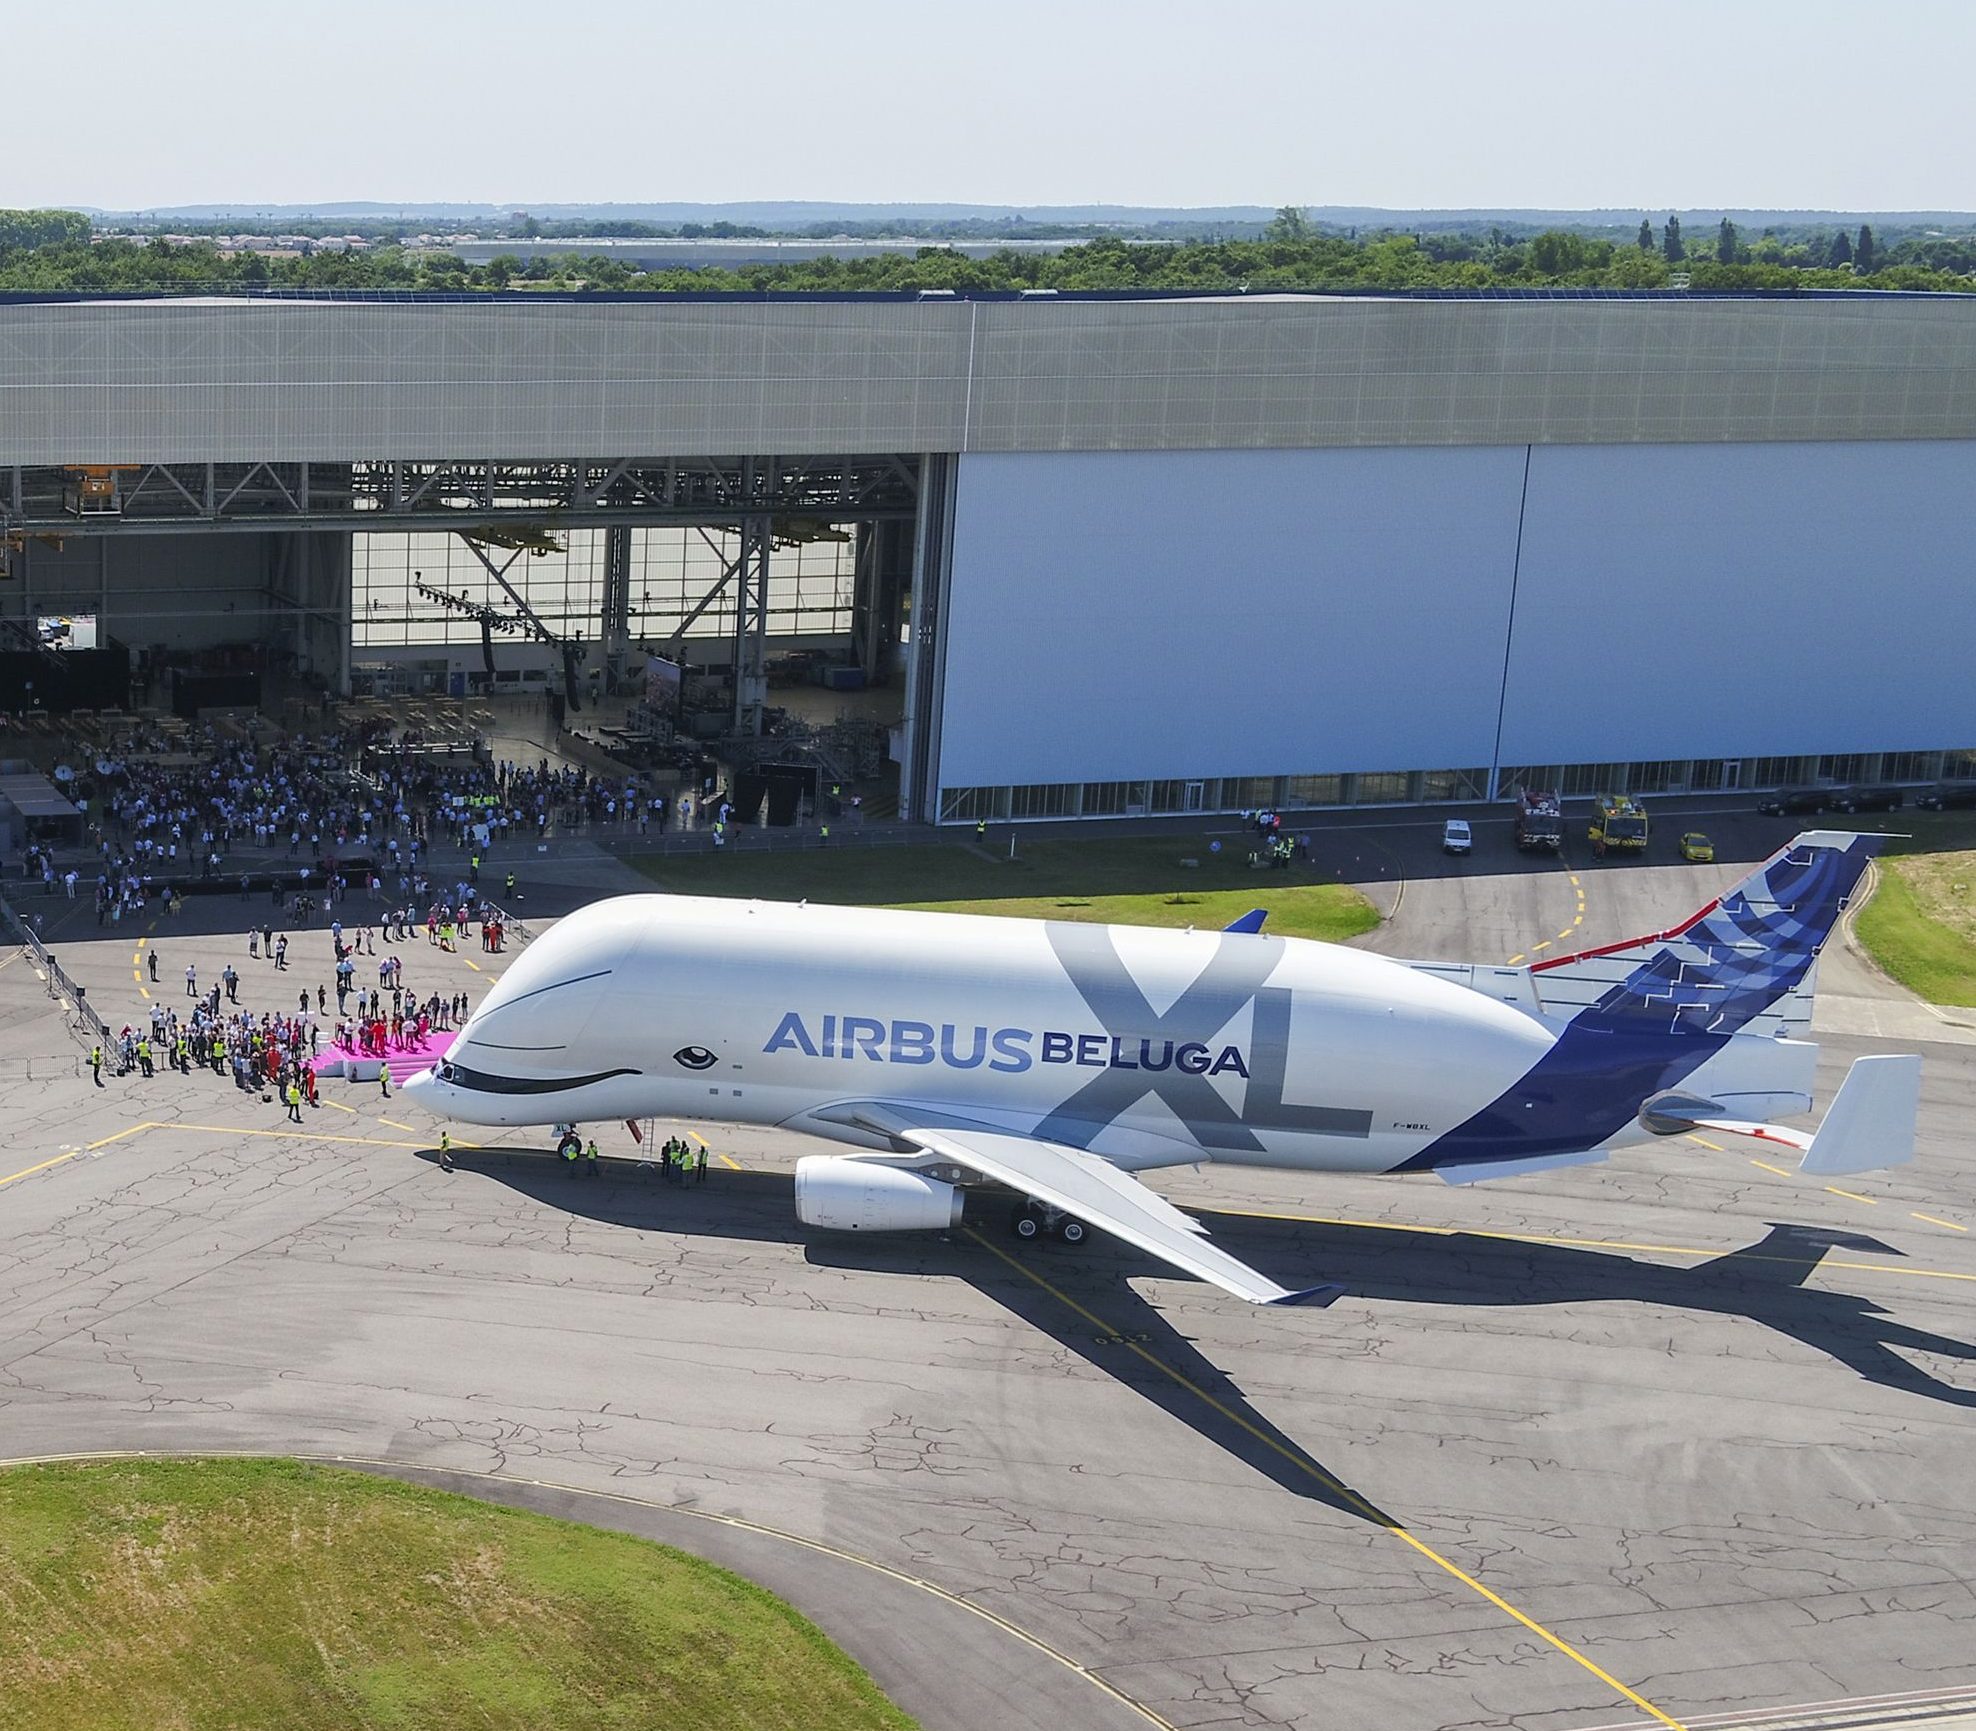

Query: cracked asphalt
2,831,1972,1731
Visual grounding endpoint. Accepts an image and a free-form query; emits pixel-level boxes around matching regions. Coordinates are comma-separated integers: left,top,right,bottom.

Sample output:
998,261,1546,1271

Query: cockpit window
471,968,615,1031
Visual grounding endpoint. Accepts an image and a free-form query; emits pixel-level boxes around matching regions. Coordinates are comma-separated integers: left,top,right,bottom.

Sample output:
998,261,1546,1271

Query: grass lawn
0,1457,916,1731
1823,813,1976,1007
1855,850,1976,1007
636,837,1381,943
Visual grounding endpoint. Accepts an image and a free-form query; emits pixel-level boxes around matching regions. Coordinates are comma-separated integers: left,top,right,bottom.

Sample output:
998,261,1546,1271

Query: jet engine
794,1156,964,1232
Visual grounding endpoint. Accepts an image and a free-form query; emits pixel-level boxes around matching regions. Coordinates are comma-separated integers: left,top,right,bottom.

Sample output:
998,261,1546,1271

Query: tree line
0,207,1970,297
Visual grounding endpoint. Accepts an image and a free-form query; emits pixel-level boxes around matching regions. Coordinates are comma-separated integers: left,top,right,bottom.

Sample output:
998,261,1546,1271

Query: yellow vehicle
1589,794,1650,855
1680,831,1715,863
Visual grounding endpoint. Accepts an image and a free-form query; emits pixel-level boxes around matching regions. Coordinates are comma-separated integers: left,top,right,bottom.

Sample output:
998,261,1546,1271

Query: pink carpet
312,1030,458,1084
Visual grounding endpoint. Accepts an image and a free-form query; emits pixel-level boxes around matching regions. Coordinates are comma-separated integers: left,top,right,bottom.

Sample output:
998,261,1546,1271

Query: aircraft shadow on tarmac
420,1150,1976,1520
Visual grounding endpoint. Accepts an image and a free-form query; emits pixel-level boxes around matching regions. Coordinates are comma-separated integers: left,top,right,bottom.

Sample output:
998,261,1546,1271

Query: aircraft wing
847,1103,1343,1308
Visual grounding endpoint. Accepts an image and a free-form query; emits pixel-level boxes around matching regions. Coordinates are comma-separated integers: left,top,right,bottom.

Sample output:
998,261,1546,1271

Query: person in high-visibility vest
585,1139,600,1179
90,1044,104,1087
439,1129,454,1172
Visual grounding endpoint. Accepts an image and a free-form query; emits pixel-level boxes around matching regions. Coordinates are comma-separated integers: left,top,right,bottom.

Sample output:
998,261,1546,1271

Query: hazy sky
8,0,1970,212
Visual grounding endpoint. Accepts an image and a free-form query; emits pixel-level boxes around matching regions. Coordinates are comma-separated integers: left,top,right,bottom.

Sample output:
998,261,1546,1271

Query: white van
1441,819,1473,855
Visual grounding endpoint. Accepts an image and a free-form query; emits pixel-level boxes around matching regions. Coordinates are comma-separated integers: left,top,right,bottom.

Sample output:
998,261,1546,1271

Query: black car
1826,786,1904,814
1916,782,1976,811
1756,788,1828,816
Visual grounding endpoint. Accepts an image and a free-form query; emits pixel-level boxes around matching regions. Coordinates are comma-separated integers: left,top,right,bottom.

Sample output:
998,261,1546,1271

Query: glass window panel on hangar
354,526,854,648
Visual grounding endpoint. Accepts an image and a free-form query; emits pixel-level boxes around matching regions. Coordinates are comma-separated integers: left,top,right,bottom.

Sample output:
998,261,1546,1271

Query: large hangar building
0,290,1971,822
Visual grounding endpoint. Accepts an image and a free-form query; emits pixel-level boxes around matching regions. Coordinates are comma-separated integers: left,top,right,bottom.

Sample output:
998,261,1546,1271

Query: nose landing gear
1009,1199,1087,1246
555,1126,582,1161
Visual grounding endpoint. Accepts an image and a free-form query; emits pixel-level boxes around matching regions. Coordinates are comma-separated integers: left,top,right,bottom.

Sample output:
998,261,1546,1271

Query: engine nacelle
794,1156,964,1232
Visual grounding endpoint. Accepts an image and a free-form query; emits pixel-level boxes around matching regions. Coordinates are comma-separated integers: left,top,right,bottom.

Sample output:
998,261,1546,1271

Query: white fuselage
404,894,1589,1174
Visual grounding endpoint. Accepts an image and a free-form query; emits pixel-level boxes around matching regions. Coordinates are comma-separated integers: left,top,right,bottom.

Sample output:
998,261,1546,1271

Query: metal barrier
473,899,536,949
0,885,111,1045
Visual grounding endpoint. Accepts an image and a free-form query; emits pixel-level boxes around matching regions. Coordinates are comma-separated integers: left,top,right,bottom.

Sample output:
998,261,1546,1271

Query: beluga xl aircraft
404,830,1919,1307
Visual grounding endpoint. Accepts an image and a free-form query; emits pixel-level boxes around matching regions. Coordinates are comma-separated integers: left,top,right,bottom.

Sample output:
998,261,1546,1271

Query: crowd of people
339,984,471,1056
20,714,725,901
9,707,808,955
104,995,325,1115
1244,809,1313,868
95,895,480,1125
15,712,756,1175
354,732,741,852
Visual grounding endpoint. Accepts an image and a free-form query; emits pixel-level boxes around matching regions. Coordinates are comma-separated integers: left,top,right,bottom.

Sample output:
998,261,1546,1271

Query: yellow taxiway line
1708,1134,1967,1233
0,1123,152,1191
158,1120,442,1149
964,1227,1690,1731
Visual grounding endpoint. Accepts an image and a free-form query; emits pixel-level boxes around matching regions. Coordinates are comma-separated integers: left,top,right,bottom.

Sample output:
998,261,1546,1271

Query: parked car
1915,783,1976,811
1826,786,1904,814
1756,788,1828,816
1679,832,1715,863
1441,819,1473,855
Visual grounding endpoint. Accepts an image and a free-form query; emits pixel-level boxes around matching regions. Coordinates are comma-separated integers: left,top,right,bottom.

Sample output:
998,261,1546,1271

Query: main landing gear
555,1125,582,1160
1009,1198,1087,1246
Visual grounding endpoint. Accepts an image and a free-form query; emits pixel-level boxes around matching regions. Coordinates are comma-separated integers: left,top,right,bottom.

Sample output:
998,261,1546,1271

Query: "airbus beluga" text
761,1012,1250,1078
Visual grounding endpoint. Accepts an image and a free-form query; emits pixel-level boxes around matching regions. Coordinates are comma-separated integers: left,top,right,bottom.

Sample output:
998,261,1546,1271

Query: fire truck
1513,787,1564,852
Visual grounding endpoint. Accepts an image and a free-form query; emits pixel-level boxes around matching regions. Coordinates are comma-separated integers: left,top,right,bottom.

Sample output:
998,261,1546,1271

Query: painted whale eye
673,1046,718,1071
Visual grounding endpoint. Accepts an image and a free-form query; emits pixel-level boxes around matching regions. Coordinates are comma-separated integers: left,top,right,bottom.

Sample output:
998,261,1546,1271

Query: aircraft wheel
1011,1205,1043,1241
556,1130,581,1160
1055,1218,1088,1246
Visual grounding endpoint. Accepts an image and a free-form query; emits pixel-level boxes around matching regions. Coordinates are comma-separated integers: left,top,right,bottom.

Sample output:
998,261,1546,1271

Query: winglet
1797,1054,1920,1177
1267,1282,1347,1308
1224,908,1268,935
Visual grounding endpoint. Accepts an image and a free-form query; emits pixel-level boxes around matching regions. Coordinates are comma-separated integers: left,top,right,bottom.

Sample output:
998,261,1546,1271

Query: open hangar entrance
0,455,924,812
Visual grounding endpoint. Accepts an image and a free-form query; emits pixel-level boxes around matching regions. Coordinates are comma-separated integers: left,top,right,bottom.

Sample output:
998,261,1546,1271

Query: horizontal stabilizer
1224,908,1268,934
1436,1147,1611,1186
1689,1054,1920,1177
1799,1054,1920,1176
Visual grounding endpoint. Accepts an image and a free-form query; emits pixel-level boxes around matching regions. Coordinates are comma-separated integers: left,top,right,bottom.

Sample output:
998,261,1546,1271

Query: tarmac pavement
2,824,1973,1731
